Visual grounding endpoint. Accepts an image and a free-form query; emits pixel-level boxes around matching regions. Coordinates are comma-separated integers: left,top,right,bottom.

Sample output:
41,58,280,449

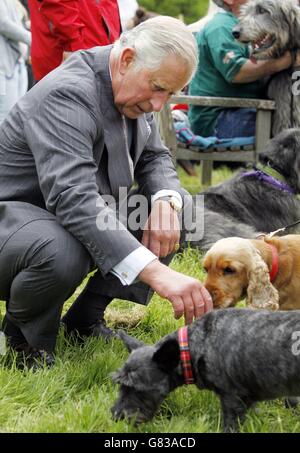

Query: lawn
0,164,299,433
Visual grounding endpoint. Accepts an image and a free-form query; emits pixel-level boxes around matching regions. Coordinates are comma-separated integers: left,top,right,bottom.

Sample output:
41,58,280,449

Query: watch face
157,196,182,212
170,197,182,212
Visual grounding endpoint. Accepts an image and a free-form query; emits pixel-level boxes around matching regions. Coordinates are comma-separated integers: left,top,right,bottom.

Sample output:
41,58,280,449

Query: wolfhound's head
233,0,300,59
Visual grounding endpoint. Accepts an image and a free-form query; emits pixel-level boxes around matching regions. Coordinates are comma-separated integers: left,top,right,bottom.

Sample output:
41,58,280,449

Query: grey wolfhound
112,308,300,432
187,129,300,251
233,0,300,136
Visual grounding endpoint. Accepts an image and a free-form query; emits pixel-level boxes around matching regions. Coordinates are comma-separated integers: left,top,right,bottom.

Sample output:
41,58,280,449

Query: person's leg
214,108,256,139
61,285,113,340
0,219,91,357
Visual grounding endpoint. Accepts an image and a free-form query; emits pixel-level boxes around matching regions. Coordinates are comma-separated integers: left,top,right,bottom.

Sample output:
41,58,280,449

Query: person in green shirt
188,0,295,138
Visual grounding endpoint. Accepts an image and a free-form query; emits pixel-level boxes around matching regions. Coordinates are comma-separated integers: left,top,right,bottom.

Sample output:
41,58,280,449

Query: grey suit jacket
0,45,184,275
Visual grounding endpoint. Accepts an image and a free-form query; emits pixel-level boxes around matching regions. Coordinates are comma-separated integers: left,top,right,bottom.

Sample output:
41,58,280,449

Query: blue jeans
214,108,256,139
0,60,28,125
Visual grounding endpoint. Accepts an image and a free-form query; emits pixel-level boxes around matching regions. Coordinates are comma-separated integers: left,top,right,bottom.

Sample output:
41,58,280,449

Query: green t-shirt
188,11,265,137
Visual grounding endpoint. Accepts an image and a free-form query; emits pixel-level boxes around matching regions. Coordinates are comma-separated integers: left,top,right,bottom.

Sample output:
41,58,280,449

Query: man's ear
152,338,180,372
119,48,136,74
117,330,145,351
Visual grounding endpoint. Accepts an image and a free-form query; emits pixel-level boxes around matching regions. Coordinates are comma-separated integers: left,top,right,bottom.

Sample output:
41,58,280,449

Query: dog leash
178,326,194,385
267,218,300,238
255,218,300,240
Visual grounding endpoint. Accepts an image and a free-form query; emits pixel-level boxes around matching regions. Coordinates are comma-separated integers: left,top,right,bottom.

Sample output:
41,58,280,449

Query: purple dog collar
178,326,194,385
242,169,295,194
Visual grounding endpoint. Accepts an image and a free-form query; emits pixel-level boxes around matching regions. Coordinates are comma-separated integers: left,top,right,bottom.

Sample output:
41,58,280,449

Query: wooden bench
157,95,276,186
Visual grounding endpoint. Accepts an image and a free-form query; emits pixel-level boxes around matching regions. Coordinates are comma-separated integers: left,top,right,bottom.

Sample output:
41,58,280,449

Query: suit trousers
0,216,92,351
0,195,177,352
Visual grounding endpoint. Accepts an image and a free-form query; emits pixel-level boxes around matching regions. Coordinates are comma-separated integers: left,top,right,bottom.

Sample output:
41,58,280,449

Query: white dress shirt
111,189,182,285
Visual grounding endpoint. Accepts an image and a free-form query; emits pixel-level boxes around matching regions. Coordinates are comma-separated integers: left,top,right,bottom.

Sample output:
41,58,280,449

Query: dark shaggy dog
233,0,300,136
183,206,258,251
188,128,300,251
112,308,300,432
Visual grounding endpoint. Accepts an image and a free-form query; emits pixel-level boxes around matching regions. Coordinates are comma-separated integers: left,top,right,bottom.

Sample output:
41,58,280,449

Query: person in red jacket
28,0,121,81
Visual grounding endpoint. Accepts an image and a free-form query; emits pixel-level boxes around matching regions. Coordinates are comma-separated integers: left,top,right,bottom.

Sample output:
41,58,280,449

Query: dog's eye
256,5,267,15
223,267,236,275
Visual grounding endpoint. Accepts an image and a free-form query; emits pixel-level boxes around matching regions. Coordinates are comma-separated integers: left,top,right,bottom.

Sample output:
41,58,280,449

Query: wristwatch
159,196,183,213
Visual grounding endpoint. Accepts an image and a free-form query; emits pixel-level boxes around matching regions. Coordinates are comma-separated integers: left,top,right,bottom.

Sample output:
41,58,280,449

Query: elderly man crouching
0,16,212,368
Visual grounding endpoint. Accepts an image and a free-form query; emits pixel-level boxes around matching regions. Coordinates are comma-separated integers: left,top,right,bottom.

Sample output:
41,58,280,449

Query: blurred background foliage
138,0,209,24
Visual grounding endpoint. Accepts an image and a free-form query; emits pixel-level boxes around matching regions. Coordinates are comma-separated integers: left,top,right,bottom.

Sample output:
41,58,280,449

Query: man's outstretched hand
139,260,213,325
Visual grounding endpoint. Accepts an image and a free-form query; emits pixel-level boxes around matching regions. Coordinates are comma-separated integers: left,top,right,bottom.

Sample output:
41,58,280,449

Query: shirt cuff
110,246,158,286
151,190,182,207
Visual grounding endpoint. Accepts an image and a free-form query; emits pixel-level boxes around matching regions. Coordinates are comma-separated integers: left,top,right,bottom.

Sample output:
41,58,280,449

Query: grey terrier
232,0,300,136
112,308,300,432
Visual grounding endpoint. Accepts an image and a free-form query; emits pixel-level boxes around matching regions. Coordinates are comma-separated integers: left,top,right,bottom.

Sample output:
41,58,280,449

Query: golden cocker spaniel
203,235,300,311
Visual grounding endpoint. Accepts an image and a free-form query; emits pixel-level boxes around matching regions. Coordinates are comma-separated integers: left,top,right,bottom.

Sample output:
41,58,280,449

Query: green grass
0,163,299,433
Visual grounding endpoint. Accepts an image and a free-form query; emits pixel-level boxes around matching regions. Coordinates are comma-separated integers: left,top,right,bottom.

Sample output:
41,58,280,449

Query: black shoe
88,319,116,341
2,314,27,349
25,348,55,370
12,343,55,370
62,319,115,342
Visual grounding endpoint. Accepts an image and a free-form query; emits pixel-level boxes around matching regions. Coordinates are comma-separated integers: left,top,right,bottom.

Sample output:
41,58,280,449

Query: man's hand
139,260,213,325
275,50,293,72
234,50,293,83
142,200,180,258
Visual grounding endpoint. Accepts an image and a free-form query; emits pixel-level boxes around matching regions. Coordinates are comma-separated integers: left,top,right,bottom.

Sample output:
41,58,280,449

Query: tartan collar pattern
178,326,194,385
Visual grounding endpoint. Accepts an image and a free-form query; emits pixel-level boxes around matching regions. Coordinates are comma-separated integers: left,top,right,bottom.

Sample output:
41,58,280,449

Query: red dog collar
178,326,194,385
268,243,279,282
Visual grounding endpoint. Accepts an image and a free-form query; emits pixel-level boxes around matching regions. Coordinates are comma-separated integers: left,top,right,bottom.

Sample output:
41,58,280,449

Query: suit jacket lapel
134,114,152,166
94,46,134,199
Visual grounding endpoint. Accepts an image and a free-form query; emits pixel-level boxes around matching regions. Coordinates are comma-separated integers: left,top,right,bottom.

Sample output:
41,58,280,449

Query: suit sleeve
23,87,143,274
39,0,85,51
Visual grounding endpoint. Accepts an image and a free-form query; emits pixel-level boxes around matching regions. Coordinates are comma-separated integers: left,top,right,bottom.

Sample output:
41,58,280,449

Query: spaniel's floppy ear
246,249,279,310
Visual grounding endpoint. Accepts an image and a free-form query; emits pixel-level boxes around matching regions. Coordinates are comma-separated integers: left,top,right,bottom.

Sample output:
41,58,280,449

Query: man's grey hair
112,16,198,80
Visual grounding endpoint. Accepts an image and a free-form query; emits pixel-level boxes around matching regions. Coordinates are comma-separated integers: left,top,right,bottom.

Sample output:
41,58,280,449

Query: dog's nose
232,26,241,39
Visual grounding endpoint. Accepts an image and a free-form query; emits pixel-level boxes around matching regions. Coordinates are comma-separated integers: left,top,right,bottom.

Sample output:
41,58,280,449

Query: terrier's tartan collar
178,326,195,385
